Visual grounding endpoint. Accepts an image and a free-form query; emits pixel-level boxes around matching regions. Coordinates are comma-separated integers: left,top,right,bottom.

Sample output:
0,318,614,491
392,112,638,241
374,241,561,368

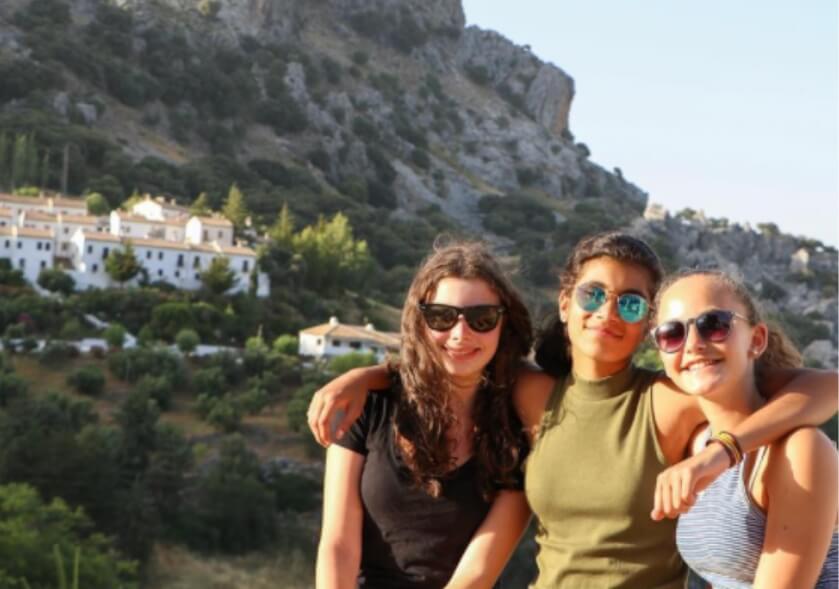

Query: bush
67,365,106,396
0,372,28,406
38,341,79,365
410,148,431,170
37,268,75,295
103,323,126,349
108,348,186,386
327,352,378,375
134,375,174,411
175,328,200,355
191,366,227,397
264,469,320,512
273,334,299,355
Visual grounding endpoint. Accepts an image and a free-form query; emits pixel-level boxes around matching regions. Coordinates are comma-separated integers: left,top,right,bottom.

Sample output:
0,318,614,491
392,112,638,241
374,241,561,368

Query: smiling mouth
445,347,479,359
681,359,722,372
586,326,622,339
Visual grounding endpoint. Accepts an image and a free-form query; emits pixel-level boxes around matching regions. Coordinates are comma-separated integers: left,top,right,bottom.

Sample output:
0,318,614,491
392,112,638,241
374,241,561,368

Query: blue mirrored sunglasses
574,283,649,324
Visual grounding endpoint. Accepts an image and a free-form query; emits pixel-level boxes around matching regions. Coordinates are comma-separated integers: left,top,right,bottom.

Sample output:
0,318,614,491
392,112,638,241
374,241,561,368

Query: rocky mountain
0,0,835,365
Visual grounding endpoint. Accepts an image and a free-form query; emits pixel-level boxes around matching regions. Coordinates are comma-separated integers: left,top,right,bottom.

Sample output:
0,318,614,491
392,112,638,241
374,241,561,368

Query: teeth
685,360,717,371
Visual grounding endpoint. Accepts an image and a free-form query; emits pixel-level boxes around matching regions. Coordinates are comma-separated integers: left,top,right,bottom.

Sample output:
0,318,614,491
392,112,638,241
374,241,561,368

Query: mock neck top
525,364,686,589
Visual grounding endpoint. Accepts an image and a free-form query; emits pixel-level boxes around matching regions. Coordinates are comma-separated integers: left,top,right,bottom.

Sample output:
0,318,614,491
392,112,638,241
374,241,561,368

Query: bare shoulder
766,426,838,488
650,373,704,431
513,368,556,431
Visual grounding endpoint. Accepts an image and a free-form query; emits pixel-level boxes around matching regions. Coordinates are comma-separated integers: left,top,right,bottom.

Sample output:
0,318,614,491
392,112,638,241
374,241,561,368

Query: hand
651,442,730,521
307,368,371,446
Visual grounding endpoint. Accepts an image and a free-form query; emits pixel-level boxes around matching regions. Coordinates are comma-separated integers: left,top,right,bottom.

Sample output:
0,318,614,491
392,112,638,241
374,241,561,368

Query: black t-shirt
334,387,520,589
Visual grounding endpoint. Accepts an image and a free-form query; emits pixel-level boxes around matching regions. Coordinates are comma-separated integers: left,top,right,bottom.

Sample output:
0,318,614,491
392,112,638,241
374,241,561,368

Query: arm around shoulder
316,445,366,589
512,367,556,441
753,427,838,589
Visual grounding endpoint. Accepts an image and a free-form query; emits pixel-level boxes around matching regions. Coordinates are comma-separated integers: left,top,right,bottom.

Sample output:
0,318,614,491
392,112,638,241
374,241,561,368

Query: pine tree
0,133,9,190
39,149,50,190
11,134,28,188
26,134,39,187
221,183,249,230
269,202,294,246
189,192,211,216
105,242,141,286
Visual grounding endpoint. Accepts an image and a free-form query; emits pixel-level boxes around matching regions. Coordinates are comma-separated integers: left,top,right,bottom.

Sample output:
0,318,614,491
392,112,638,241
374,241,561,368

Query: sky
461,1,838,247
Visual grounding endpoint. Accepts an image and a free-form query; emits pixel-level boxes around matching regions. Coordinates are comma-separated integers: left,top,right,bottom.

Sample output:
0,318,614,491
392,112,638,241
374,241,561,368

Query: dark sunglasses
651,309,749,353
419,303,505,333
574,283,650,324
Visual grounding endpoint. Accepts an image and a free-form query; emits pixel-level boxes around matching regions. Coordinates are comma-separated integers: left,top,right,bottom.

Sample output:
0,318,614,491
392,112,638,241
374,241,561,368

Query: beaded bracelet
706,430,744,467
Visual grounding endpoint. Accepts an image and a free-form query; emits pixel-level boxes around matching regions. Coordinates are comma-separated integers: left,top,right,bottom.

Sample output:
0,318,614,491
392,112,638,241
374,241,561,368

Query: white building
0,207,15,228
70,230,269,297
55,214,108,257
0,226,55,284
130,195,190,221
298,317,400,362
110,211,186,242
0,192,86,218
20,210,60,233
185,215,234,246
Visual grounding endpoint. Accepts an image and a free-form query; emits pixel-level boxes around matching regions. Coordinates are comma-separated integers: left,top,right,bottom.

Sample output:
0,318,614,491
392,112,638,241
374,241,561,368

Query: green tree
292,213,373,292
189,192,211,216
0,483,138,588
327,351,378,375
85,192,110,215
175,328,200,355
272,334,298,355
268,202,294,246
105,243,141,286
37,268,75,296
11,133,29,188
200,257,237,295
67,365,106,396
0,133,9,189
221,183,249,230
103,323,126,349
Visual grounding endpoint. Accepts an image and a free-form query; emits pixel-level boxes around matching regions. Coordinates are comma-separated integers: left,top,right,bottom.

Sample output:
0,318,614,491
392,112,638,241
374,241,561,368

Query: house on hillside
185,215,234,247
130,194,189,221
298,317,400,362
0,226,54,283
109,210,186,242
0,192,86,217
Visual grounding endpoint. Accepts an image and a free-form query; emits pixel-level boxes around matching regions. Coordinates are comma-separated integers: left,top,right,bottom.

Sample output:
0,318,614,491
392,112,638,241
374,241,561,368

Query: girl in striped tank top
652,270,838,588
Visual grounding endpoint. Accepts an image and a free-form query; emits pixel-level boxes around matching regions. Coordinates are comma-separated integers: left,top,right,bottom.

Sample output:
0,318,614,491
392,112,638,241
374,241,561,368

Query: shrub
0,372,28,406
37,268,75,295
273,334,299,356
265,470,320,512
175,328,200,355
410,148,430,170
191,366,227,397
67,365,106,396
103,323,126,349
38,341,79,365
134,375,173,411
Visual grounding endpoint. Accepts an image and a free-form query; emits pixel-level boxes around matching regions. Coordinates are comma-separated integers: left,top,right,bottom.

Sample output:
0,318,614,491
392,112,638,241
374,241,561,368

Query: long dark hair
395,240,533,499
655,269,802,388
535,231,663,376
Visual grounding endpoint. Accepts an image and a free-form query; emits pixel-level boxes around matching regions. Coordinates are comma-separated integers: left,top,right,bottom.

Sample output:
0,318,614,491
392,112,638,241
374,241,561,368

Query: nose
594,296,621,323
448,314,470,338
683,322,705,352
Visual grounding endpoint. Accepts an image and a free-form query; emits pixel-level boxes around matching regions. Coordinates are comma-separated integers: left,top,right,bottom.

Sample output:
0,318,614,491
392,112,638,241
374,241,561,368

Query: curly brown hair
394,240,533,499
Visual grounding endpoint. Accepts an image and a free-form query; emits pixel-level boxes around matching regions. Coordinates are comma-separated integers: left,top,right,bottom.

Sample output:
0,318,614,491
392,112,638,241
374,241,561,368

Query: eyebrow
582,282,649,298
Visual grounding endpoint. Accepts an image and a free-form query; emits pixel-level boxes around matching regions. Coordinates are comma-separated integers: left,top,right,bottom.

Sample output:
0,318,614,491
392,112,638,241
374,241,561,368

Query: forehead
575,256,654,297
657,275,744,320
427,277,500,305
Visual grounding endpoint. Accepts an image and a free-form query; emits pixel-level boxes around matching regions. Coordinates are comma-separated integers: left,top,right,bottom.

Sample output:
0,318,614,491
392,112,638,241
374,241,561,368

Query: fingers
315,394,338,446
307,391,325,446
652,468,698,521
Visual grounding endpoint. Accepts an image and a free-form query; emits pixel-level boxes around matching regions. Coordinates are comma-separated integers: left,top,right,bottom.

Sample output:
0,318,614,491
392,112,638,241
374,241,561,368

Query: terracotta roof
0,226,55,239
0,207,14,217
22,210,58,222
193,215,233,228
61,214,101,225
300,322,401,348
81,232,122,243
51,197,86,209
114,211,165,224
0,193,50,205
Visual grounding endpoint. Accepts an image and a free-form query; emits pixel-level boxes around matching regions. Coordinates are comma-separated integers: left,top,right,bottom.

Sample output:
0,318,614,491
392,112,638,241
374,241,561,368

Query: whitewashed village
0,190,400,360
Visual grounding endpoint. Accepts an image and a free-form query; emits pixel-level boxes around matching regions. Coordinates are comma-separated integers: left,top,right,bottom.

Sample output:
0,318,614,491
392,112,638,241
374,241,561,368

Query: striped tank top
677,446,838,588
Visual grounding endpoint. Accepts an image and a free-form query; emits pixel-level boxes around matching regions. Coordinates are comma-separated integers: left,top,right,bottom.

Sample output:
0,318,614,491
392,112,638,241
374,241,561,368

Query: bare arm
444,491,532,589
316,445,365,589
753,428,838,588
308,364,391,446
652,368,838,520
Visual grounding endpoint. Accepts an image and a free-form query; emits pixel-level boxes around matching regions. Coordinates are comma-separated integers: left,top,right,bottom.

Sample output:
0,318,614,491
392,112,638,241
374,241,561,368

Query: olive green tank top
525,364,686,589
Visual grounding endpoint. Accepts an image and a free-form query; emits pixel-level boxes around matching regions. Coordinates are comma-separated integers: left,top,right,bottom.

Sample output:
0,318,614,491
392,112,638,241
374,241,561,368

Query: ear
558,290,570,323
749,323,769,358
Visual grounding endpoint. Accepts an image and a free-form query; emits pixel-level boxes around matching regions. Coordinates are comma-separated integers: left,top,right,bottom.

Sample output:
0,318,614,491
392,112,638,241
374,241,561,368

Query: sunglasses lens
576,285,607,312
463,306,502,332
654,321,686,353
617,294,649,323
696,310,733,342
421,305,458,331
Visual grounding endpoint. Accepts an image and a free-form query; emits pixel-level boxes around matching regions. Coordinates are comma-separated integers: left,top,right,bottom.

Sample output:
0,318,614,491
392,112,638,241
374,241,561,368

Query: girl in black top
316,242,533,589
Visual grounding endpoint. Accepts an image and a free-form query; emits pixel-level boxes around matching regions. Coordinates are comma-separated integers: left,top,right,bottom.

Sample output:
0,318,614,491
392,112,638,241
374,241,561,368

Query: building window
158,269,163,277
87,245,93,254
3,240,7,248
333,340,342,347
40,260,46,269
64,227,69,234
175,270,180,278
0,221,5,226
203,230,208,241
349,341,361,350
158,251,163,261
177,254,184,267
92,263,98,273
45,243,50,251
37,242,42,250
218,230,223,238
193,256,201,268
19,259,24,269
194,273,200,280
316,338,322,345
16,241,21,249
102,247,109,260
242,260,249,272
146,250,152,259
61,243,68,251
